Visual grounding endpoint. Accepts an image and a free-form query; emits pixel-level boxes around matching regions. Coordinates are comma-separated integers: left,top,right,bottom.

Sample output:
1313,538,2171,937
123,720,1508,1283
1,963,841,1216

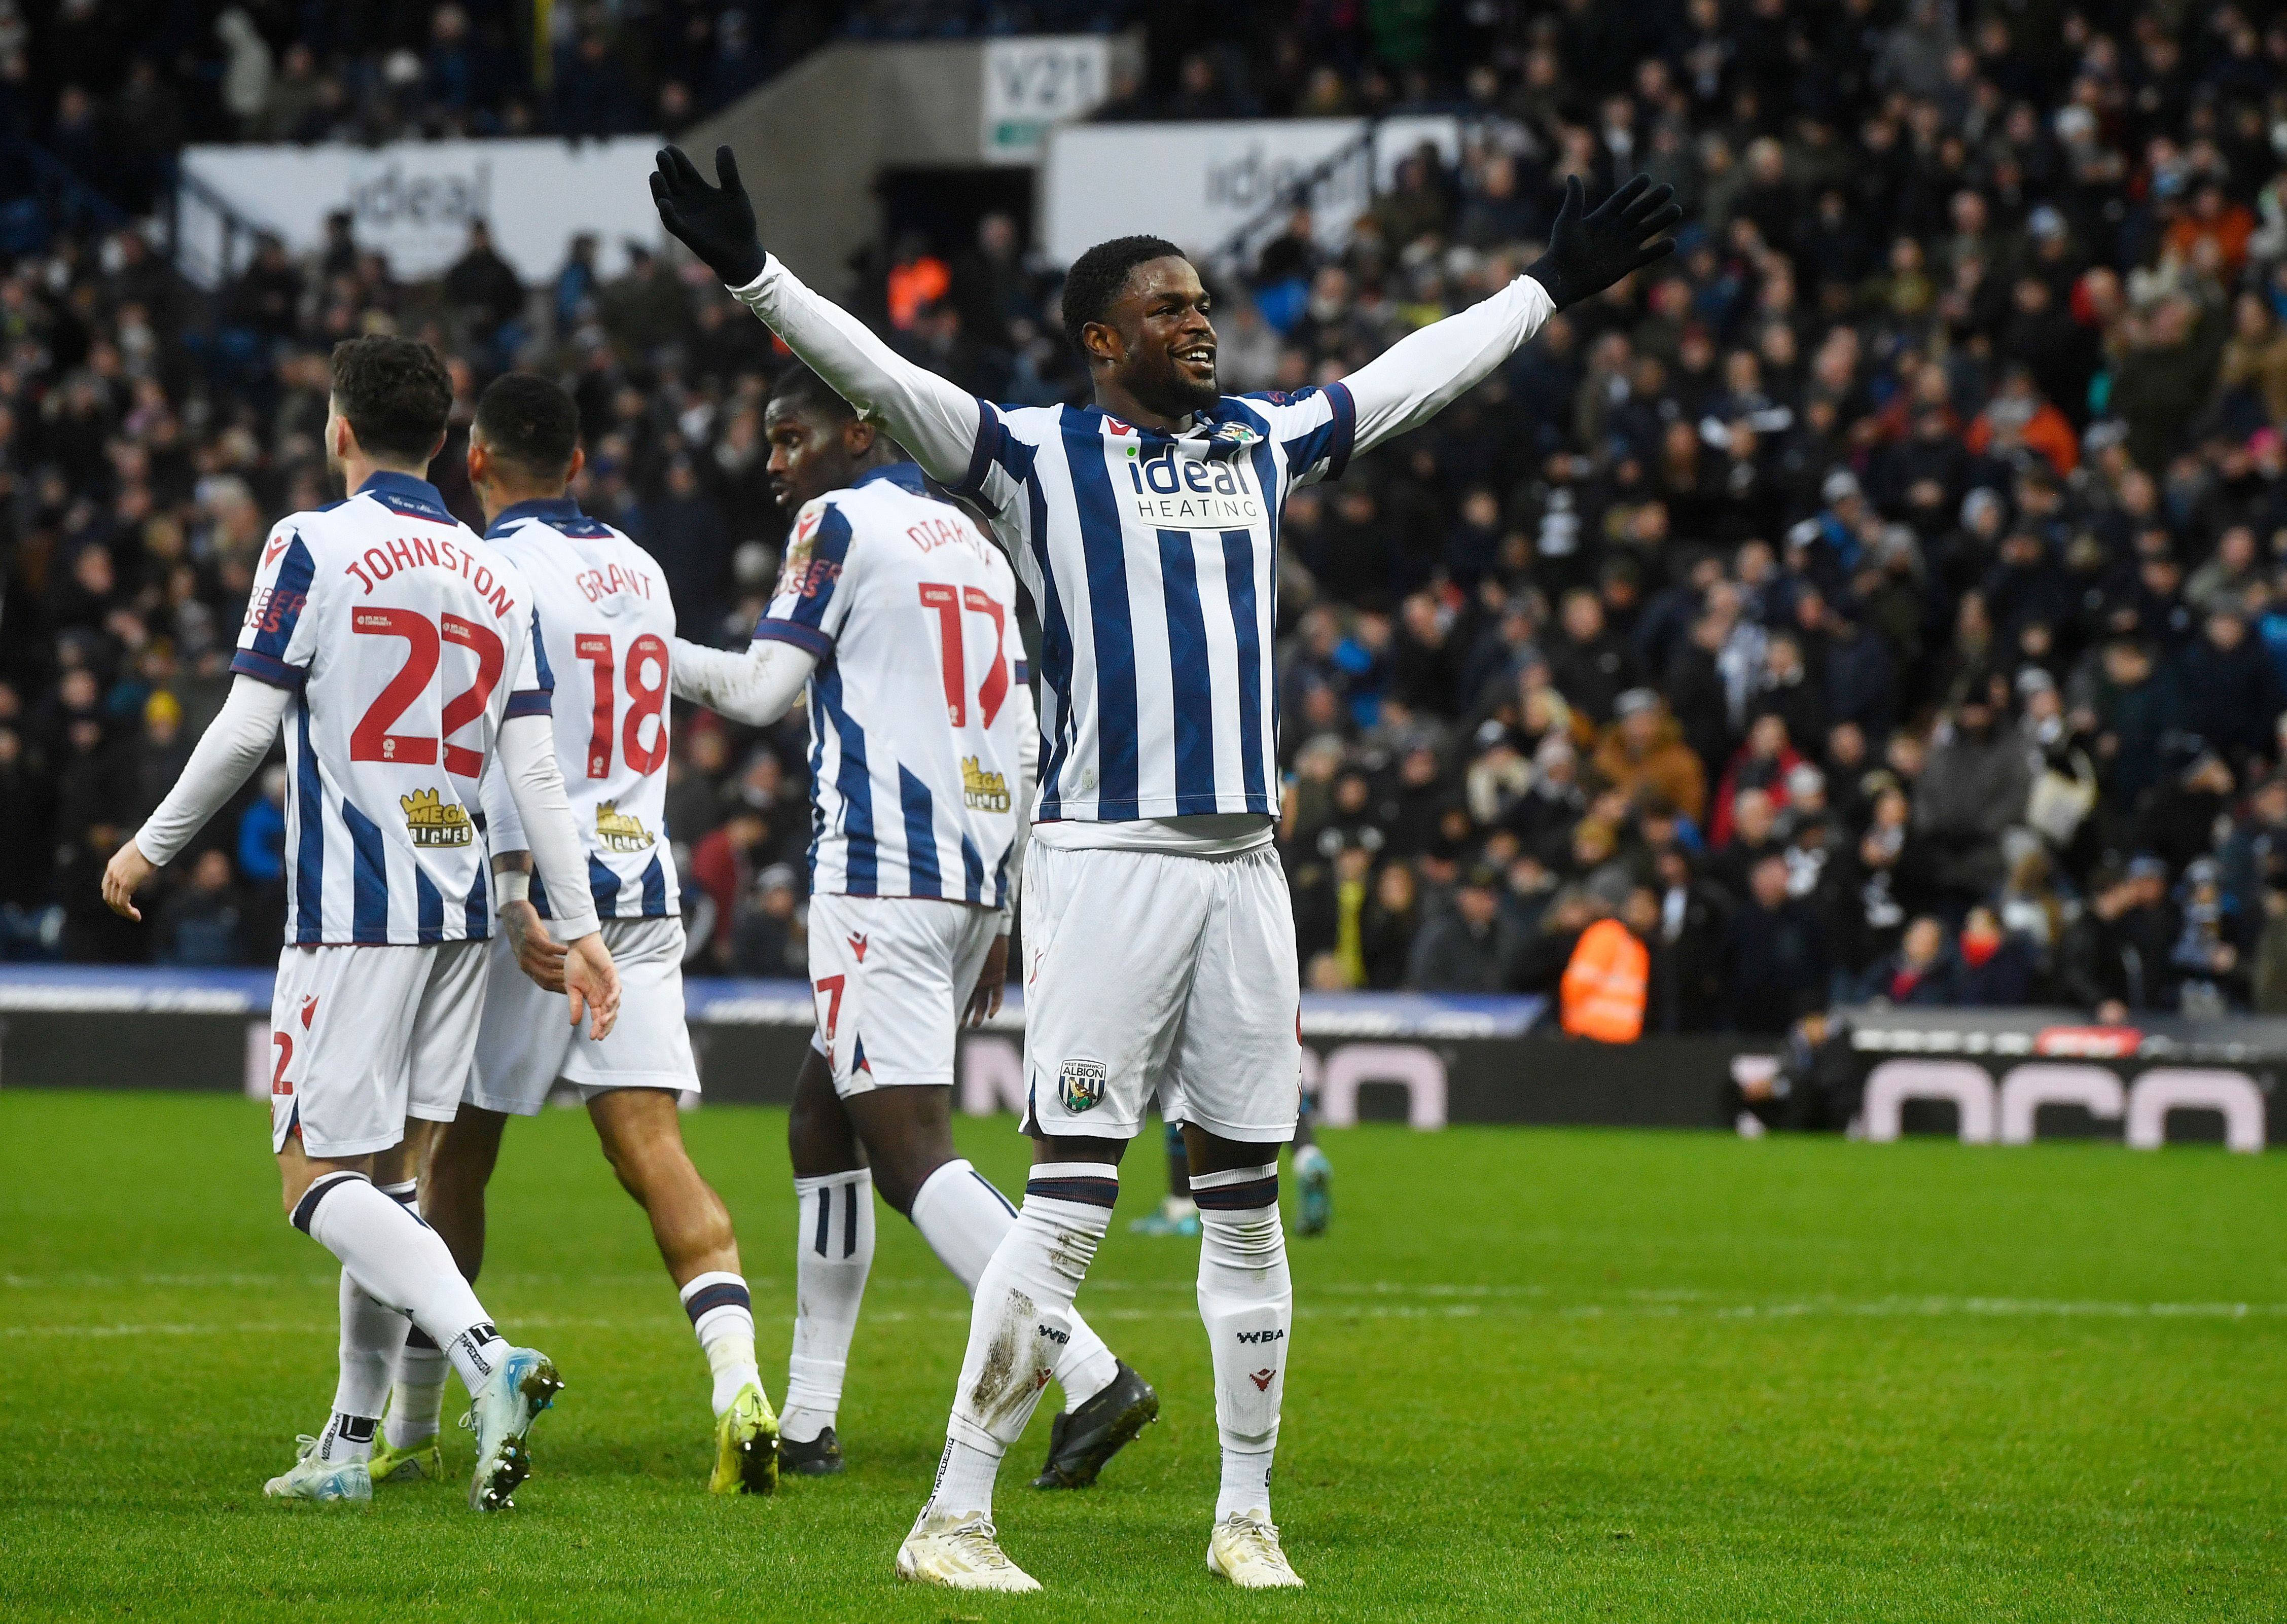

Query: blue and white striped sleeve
231,523,319,689
754,497,856,658
505,605,554,719
1244,385,1359,488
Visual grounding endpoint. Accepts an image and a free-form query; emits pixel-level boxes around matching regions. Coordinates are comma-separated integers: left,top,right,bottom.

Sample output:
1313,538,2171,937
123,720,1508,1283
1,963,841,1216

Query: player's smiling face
1096,256,1219,420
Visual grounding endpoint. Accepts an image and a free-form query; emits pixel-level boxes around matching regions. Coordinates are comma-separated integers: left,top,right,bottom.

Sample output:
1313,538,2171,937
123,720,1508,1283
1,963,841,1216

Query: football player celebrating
655,145,1675,1589
670,365,1157,1488
364,374,781,1497
104,336,619,1511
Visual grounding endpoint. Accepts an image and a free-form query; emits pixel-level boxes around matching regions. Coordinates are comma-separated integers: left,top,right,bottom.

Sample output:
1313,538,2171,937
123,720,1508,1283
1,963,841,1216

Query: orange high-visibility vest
1560,918,1649,1043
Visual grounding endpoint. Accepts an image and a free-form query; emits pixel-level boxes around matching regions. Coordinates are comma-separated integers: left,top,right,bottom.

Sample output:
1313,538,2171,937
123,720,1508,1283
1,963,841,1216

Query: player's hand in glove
564,932,622,1042
651,144,767,288
1524,174,1683,312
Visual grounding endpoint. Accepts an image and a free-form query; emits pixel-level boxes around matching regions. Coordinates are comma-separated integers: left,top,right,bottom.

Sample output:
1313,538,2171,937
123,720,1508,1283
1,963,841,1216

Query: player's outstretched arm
668,635,817,727
651,145,985,485
103,674,290,920
494,712,618,1039
1339,173,1679,457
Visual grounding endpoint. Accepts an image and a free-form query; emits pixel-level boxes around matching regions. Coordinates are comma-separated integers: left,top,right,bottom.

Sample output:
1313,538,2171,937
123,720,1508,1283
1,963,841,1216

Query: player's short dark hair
766,364,859,425
1061,234,1188,355
329,335,453,464
473,372,581,478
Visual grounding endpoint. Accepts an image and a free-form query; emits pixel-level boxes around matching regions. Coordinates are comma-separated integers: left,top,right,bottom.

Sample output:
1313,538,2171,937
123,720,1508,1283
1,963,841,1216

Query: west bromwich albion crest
1058,1058,1107,1113
1204,418,1263,460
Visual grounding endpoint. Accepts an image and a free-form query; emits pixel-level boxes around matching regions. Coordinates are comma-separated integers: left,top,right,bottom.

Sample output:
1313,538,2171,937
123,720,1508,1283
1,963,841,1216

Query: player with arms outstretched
655,145,1676,1590
103,336,620,1512
670,365,1157,1488
361,374,781,1497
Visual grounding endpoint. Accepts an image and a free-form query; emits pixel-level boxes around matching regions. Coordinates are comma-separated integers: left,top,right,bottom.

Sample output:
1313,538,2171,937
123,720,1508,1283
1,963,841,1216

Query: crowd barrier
1838,1006,2287,1151
2,969,2276,1147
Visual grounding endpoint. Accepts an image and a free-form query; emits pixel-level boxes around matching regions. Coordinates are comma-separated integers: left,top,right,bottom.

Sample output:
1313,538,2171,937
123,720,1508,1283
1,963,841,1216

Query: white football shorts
467,915,697,1115
268,940,488,1159
806,892,1003,1097
1019,843,1301,1143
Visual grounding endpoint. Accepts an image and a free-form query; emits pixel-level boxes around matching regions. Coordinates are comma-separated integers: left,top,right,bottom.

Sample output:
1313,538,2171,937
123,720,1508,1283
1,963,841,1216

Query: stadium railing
4,969,2275,1150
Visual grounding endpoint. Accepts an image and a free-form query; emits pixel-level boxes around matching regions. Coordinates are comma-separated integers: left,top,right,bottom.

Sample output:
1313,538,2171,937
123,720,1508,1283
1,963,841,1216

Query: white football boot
262,1435,373,1506
895,1509,1043,1592
459,1347,563,1511
1207,1509,1304,1588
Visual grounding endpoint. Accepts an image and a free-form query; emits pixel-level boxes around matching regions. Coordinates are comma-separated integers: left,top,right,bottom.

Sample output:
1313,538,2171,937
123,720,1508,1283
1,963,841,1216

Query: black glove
651,144,767,288
1524,173,1683,312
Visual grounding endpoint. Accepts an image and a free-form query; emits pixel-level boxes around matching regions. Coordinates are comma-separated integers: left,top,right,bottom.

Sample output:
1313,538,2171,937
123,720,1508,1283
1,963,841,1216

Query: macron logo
264,535,292,569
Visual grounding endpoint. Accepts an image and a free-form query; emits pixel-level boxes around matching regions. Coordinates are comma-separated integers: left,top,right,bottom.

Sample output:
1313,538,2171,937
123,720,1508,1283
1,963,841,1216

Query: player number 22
349,608,504,776
916,583,1008,728
574,632,670,778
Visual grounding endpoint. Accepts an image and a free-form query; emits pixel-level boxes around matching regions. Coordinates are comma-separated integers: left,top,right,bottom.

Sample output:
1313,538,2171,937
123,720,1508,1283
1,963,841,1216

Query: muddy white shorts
806,892,1004,1096
1019,842,1300,1143
268,940,488,1158
467,916,697,1116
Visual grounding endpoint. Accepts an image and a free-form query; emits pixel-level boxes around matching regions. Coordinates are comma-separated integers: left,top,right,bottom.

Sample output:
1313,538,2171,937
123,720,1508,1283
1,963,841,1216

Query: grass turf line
2,1090,2282,1621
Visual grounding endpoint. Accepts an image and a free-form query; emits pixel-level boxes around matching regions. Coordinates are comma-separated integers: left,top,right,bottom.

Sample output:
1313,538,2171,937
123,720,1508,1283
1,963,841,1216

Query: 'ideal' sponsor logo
1125,442,1263,528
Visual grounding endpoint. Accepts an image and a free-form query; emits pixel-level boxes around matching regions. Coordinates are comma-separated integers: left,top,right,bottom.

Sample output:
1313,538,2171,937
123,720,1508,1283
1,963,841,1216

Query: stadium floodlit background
4,4,2286,1620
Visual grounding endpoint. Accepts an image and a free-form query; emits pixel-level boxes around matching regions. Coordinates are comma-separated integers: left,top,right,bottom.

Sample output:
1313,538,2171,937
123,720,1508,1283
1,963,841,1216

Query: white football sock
924,1162,1117,1519
294,1172,510,1395
909,1158,1120,1409
782,1169,874,1442
326,1179,417,1462
328,1270,403,1460
313,1409,376,1465
384,1326,450,1451
680,1270,761,1418
1194,1163,1290,1523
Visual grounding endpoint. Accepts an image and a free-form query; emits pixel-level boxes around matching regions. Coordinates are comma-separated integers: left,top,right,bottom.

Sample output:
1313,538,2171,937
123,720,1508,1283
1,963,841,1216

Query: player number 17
916,582,1008,728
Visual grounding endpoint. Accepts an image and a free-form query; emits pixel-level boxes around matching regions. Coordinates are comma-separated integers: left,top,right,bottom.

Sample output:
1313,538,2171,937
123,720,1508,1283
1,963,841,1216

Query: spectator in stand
2179,609,2282,765
445,221,528,367
1955,907,2037,1007
1857,915,1956,1007
730,862,803,979
1592,689,1707,825
12,0,2287,1051
1548,588,1638,726
1408,864,1517,993
152,848,247,966
1725,853,1829,1035
1914,696,2031,907
690,807,769,969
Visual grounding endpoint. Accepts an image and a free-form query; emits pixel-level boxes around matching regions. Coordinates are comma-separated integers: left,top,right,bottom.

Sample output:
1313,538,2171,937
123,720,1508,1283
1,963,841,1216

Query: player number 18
574,632,671,778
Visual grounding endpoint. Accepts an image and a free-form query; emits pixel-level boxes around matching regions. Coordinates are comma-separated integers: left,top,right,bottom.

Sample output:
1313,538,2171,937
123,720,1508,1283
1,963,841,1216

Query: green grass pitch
3,1090,2283,1621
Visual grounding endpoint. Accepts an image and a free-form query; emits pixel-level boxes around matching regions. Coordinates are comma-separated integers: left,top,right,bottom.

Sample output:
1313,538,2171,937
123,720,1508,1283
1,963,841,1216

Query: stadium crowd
6,2,2287,1041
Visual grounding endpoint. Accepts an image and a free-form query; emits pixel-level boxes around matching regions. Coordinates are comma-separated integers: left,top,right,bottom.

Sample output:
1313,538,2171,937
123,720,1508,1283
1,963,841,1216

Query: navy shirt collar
852,461,927,494
358,470,448,506
485,496,585,539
